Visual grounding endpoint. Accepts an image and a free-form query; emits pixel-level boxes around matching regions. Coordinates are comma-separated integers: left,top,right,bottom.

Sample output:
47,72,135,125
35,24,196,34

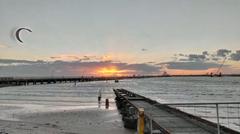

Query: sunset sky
0,0,240,76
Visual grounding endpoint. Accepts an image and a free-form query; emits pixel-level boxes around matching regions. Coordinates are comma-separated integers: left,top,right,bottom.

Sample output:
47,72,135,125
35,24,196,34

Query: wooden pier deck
114,89,240,134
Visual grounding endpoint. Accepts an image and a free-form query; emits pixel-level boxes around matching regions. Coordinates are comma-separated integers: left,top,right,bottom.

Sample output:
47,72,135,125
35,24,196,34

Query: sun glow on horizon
97,66,129,76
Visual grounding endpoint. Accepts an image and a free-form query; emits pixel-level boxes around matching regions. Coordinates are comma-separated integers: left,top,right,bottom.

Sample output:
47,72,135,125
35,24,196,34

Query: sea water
0,77,239,131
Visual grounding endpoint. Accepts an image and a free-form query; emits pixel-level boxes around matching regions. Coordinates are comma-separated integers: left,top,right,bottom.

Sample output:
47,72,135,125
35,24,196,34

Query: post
150,115,152,134
138,108,144,134
150,104,154,134
74,81,77,86
216,104,220,134
105,98,109,109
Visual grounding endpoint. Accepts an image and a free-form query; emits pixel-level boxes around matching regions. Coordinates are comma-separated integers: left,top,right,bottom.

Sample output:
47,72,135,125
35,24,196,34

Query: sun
97,66,126,76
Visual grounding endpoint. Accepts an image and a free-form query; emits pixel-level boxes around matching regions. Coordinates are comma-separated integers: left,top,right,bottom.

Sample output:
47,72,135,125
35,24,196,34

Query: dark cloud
0,59,46,66
156,48,239,72
188,54,206,62
0,59,39,64
141,48,148,51
174,49,237,63
178,58,189,61
174,53,207,62
202,51,208,56
0,59,160,77
230,50,240,61
178,53,185,56
176,53,188,57
216,49,231,57
211,57,220,61
82,56,91,61
158,61,224,70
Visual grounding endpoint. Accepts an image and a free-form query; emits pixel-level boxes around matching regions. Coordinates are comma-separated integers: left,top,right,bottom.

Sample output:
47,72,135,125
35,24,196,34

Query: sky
0,0,240,77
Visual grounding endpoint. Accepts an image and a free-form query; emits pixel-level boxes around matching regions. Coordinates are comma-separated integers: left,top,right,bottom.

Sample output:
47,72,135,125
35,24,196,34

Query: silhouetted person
105,98,109,109
98,89,102,102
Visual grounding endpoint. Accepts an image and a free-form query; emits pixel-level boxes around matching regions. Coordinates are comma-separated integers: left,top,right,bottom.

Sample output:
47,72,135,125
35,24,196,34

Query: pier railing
114,89,240,134
149,102,240,134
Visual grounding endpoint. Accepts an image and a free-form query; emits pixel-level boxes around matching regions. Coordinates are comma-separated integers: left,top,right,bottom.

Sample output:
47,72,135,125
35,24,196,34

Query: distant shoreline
0,74,240,79
164,74,240,77
0,74,239,88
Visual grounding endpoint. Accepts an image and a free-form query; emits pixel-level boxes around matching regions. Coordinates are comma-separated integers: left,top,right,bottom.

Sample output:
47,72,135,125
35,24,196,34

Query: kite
15,28,32,43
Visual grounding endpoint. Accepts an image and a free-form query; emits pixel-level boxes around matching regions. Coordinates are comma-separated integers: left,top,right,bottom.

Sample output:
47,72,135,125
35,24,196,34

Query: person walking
98,89,102,102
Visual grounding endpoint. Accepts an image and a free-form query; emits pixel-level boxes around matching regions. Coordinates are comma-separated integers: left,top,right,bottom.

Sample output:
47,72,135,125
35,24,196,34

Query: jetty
114,89,240,134
1,75,240,87
0,75,157,87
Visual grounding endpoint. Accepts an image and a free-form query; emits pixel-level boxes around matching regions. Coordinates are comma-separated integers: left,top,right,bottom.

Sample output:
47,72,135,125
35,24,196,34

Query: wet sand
0,107,134,134
0,82,135,134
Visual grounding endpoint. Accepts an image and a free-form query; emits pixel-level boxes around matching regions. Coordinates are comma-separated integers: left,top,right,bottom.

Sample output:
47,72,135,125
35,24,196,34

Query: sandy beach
0,82,136,134
0,107,134,134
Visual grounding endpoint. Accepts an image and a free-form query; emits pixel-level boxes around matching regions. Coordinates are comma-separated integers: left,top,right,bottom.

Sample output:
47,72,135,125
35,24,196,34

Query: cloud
1,48,238,77
49,54,114,62
188,54,206,62
0,59,160,77
211,57,220,61
50,55,82,61
0,59,45,66
202,51,208,56
216,49,231,57
230,50,240,61
178,53,185,57
174,49,238,63
175,54,207,62
50,56,61,59
166,49,238,71
178,58,189,61
158,61,223,70
154,48,240,73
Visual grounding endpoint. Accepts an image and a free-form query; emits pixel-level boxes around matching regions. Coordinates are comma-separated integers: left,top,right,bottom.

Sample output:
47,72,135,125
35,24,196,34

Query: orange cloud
49,52,136,63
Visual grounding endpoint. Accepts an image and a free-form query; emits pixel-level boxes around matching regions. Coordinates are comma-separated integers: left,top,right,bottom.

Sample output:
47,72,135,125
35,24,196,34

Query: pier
114,89,240,134
1,75,240,87
0,75,157,87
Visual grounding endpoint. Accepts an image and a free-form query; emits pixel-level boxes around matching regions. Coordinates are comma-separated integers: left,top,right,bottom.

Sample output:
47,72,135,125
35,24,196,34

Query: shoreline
0,107,134,134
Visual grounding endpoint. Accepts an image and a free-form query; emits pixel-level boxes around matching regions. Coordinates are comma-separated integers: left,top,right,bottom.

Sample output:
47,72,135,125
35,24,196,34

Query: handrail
160,102,240,105
157,101,240,134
